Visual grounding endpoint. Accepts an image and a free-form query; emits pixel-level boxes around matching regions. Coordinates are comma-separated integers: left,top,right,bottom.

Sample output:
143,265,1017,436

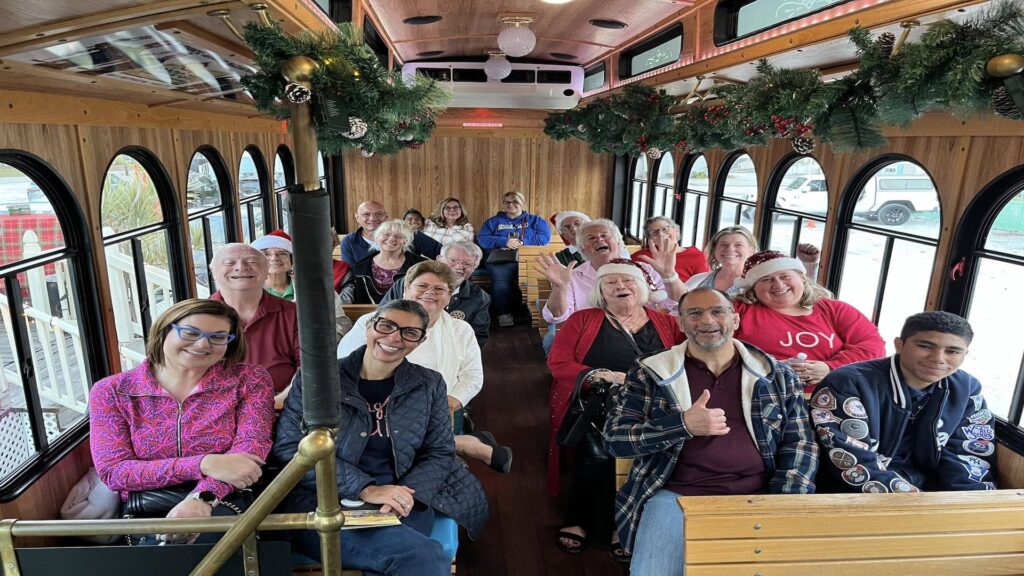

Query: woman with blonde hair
340,219,426,304
732,250,885,393
684,226,759,295
422,197,474,245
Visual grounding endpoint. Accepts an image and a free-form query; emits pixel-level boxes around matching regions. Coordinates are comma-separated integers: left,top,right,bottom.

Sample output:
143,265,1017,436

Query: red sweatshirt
631,246,709,282
733,299,886,391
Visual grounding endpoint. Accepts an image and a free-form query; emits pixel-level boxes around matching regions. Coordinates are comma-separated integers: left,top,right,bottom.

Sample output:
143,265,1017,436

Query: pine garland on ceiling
544,0,1024,157
241,22,451,156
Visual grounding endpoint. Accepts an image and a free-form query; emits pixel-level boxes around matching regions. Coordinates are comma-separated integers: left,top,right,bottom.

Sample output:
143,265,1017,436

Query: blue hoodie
476,211,551,250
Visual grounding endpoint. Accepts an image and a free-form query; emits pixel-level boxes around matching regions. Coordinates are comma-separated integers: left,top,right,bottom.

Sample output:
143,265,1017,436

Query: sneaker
498,314,514,327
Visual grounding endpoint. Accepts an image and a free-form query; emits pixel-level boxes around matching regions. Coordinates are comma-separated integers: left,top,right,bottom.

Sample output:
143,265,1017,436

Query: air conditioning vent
502,69,536,83
537,70,572,84
402,61,583,109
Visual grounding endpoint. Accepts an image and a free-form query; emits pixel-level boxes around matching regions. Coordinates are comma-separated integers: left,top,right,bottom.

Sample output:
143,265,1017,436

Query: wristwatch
189,490,220,509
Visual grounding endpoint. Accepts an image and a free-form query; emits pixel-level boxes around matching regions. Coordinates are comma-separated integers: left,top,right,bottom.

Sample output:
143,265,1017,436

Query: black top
357,375,397,486
582,318,664,373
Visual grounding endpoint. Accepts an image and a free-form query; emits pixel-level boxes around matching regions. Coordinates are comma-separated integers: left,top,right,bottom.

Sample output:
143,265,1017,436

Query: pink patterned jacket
89,360,275,500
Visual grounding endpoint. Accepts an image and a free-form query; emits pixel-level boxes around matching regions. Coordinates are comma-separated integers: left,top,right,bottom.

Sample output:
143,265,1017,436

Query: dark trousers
565,431,616,541
294,507,449,576
483,261,520,315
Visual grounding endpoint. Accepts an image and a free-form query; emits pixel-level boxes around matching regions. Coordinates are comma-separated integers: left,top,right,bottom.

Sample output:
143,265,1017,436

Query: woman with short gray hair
340,219,426,304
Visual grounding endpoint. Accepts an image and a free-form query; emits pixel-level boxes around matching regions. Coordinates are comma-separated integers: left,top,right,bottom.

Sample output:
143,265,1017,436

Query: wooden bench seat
342,303,377,323
678,490,1024,576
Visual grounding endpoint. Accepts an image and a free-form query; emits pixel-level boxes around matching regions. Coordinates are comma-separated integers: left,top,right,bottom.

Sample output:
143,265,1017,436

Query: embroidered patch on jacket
957,454,991,470
971,394,984,412
846,437,870,450
889,477,918,492
816,427,836,448
450,310,466,320
862,480,888,493
842,397,868,419
962,424,995,441
963,439,995,456
829,448,857,470
961,462,988,482
812,409,841,425
811,388,837,410
967,409,993,425
841,464,870,485
840,419,869,440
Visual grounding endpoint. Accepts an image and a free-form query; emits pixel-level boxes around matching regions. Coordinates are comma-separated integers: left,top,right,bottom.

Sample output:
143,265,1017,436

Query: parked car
854,175,940,225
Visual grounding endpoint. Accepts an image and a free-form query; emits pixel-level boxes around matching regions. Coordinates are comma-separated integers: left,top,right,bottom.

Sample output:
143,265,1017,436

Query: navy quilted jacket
273,347,489,537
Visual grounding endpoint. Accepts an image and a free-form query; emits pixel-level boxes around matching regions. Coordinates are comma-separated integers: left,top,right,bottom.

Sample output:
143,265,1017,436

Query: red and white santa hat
553,211,590,231
595,259,667,302
734,249,804,289
251,229,292,254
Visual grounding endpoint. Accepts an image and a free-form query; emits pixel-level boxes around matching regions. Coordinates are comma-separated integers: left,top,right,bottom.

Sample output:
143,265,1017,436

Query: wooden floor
456,323,626,576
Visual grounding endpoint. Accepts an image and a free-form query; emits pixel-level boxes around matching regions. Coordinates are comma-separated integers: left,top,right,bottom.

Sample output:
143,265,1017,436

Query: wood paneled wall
342,135,613,232
680,113,1024,308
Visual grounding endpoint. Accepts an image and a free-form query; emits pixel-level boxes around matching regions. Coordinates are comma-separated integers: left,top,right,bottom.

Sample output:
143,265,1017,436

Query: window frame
713,0,850,46
709,151,759,231
0,150,109,499
941,166,1024,425
185,146,238,295
674,154,712,249
238,146,271,243
648,152,678,231
617,23,684,80
273,145,296,232
625,155,652,242
759,154,830,262
826,154,943,324
583,62,607,93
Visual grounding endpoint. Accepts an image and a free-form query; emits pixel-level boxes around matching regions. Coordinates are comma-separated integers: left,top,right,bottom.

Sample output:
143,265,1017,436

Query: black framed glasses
170,323,237,345
371,317,427,342
681,306,735,320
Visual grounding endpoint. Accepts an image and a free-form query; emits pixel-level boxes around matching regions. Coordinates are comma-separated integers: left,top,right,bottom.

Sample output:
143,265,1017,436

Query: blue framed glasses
170,323,237,346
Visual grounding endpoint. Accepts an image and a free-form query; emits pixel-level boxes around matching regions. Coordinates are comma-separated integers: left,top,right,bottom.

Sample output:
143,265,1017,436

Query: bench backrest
343,303,377,323
678,490,1024,575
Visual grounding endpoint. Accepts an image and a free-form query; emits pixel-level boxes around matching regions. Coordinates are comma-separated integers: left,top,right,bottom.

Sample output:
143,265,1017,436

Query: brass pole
207,10,245,42
250,3,275,27
892,21,919,56
314,447,344,575
191,429,337,575
11,514,310,539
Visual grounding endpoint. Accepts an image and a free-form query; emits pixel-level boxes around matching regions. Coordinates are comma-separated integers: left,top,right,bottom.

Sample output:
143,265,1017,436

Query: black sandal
556,529,587,554
469,431,513,474
609,541,632,564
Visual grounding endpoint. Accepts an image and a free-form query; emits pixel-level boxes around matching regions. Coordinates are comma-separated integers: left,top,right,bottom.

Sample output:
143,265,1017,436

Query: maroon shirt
210,291,300,393
663,355,766,496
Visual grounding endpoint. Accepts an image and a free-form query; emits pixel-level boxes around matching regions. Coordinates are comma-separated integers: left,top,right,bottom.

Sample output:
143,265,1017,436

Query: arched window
101,151,186,370
0,152,105,489
832,159,942,351
273,146,294,234
943,168,1024,423
186,148,237,297
626,155,650,240
238,147,270,243
678,155,710,248
715,153,758,231
763,156,828,260
650,152,676,222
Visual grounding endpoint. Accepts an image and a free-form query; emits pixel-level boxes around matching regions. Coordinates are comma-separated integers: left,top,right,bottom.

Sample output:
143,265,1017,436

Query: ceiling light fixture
497,16,536,58
484,51,512,80
403,15,442,25
589,19,628,29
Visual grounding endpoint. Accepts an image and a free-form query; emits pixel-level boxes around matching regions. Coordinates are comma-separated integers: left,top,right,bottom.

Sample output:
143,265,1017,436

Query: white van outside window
854,174,940,226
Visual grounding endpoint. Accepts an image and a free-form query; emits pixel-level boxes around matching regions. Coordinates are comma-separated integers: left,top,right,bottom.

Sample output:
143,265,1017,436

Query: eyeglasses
359,211,387,219
371,317,427,342
170,323,236,345
443,258,476,268
648,225,675,237
681,306,734,320
409,282,451,295
443,205,462,212
262,250,291,260
502,200,521,206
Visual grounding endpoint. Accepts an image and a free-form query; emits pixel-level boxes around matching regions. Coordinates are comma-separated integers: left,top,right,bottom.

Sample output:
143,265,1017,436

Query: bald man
340,200,442,266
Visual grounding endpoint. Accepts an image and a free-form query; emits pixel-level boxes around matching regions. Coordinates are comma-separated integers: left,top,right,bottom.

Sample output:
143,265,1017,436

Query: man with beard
604,287,816,575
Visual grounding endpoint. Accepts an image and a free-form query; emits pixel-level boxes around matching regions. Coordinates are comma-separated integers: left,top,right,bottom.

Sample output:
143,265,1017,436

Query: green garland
241,23,450,156
544,0,1024,156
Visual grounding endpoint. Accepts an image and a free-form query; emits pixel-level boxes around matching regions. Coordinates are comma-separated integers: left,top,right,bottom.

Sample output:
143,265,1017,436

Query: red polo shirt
664,355,766,496
210,291,299,393
630,246,709,281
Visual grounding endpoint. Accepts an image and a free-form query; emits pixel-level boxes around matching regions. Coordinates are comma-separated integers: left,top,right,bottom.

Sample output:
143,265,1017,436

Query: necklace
606,307,646,333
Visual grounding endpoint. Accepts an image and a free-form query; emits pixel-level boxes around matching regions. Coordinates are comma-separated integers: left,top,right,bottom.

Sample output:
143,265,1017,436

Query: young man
811,311,996,492
604,287,816,574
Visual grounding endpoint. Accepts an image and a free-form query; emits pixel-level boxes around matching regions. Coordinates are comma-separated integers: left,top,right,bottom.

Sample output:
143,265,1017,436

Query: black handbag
125,484,250,518
485,248,518,265
556,371,612,448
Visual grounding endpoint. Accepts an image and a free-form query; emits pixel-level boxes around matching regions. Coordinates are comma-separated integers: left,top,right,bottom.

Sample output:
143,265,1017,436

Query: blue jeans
630,489,684,576
294,507,449,576
483,261,519,315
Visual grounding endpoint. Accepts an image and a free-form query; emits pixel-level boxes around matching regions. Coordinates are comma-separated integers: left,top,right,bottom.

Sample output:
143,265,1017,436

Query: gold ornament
280,56,319,84
986,54,1024,78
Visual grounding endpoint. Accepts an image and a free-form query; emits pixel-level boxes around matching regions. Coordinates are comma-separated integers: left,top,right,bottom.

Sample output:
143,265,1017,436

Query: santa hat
251,229,292,254
734,249,804,289
554,211,590,231
595,259,667,303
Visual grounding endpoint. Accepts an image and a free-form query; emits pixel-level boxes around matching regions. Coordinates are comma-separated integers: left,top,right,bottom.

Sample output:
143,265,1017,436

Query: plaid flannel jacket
604,340,818,552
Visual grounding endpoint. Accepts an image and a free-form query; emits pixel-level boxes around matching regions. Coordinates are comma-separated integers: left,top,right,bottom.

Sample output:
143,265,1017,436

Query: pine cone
992,86,1022,119
875,32,896,59
645,147,663,160
343,117,369,139
284,82,312,104
791,136,816,155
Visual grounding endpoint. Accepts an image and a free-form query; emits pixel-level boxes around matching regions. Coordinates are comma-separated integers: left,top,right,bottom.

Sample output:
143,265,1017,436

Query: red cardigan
545,306,684,496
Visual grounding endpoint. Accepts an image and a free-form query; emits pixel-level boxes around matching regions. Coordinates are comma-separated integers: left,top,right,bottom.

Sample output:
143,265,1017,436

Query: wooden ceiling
365,0,693,65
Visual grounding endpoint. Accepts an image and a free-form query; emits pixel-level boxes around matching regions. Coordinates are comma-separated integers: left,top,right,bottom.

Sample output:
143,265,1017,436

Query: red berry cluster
647,93,660,104
674,139,688,150
745,124,768,137
636,135,648,151
704,106,729,125
771,115,812,137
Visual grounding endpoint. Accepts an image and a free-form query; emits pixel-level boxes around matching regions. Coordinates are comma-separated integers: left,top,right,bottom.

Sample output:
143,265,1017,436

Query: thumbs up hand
682,389,730,437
